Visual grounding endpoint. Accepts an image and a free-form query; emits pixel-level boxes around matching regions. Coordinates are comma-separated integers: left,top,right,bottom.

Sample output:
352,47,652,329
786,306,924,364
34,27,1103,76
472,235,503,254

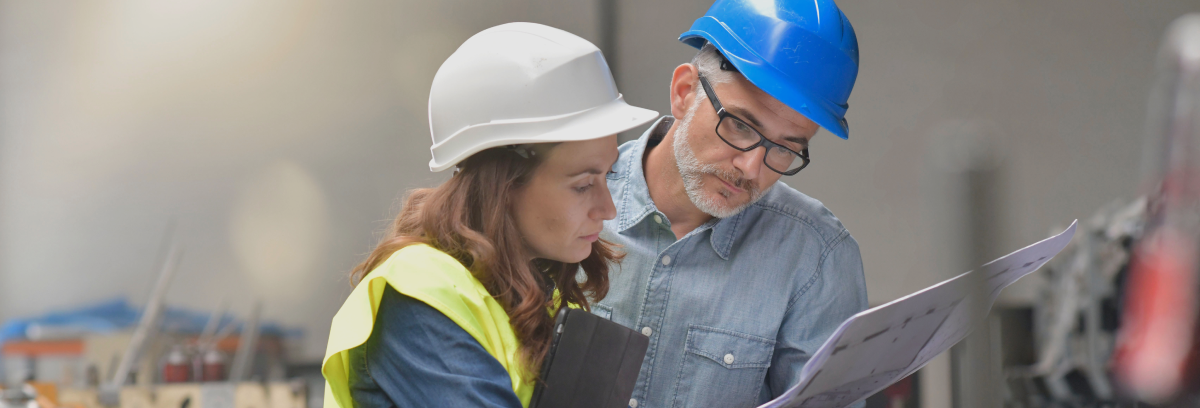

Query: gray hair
690,43,740,95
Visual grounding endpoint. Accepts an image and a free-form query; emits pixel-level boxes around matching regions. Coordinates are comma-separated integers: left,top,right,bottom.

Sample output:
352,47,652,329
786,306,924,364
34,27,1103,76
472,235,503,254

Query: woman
321,23,657,408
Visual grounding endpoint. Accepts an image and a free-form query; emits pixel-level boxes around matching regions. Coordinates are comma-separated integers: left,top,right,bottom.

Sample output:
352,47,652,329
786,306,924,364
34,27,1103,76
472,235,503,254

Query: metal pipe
228,300,262,383
99,238,183,406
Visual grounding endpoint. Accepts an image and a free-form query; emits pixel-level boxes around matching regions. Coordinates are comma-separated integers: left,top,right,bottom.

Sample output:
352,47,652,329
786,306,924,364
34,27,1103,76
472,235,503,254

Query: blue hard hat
680,0,859,139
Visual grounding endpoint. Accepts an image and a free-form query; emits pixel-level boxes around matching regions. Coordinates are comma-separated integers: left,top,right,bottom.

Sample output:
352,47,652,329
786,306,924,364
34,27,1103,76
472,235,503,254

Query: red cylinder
201,349,226,382
163,347,191,383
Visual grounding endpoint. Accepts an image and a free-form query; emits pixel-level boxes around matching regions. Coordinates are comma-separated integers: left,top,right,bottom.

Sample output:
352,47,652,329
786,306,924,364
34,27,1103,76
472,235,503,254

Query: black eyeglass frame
697,73,811,176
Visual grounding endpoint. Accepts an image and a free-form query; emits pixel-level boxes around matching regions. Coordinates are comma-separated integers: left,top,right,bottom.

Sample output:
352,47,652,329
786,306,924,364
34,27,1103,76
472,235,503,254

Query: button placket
634,236,682,403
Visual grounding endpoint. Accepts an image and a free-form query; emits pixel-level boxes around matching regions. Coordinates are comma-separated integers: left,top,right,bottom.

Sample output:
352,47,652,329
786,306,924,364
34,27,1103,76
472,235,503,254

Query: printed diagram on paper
758,221,1078,408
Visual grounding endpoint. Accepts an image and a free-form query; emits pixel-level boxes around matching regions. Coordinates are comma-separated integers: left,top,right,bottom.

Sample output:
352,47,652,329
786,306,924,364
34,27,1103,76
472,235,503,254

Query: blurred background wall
0,0,601,361
0,0,1195,404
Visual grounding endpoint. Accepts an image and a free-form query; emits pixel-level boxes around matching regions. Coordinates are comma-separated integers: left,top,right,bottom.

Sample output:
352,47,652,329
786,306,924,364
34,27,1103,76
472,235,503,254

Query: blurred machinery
1112,13,1200,407
0,237,313,408
1004,199,1144,407
1001,13,1200,408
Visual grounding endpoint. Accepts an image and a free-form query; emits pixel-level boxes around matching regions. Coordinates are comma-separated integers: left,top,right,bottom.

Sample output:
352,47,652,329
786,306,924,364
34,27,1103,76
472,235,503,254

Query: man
594,1,867,407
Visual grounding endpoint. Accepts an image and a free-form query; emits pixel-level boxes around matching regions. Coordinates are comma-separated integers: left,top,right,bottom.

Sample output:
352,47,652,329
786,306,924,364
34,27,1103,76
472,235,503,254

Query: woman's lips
582,233,600,242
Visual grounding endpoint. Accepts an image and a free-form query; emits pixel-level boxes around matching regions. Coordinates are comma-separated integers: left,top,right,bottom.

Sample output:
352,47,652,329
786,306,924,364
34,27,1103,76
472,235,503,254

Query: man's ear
669,63,700,119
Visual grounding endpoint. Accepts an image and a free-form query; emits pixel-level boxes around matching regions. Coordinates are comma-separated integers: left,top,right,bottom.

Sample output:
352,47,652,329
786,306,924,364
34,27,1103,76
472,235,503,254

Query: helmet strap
506,144,537,159
719,58,739,73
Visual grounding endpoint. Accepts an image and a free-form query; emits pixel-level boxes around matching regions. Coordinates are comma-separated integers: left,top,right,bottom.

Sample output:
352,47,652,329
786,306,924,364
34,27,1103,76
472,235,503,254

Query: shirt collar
612,116,671,233
612,116,743,260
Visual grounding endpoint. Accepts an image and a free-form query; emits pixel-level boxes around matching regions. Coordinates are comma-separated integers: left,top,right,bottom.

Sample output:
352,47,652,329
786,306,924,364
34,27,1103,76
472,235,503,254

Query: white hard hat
427,22,658,172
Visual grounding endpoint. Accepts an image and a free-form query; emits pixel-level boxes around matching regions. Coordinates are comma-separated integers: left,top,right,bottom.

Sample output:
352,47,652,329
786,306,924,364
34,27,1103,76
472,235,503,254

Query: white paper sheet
758,220,1078,408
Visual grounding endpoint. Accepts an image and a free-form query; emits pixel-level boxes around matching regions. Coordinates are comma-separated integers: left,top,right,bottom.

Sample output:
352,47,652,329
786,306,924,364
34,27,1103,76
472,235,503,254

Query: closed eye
783,137,807,152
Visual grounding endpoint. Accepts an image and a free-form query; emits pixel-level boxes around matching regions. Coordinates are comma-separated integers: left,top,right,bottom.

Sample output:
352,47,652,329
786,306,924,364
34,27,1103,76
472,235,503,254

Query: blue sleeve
348,286,523,408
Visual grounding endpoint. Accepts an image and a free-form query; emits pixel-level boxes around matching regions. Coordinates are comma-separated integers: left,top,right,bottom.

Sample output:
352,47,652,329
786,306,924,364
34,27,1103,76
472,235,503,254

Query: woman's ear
669,63,700,119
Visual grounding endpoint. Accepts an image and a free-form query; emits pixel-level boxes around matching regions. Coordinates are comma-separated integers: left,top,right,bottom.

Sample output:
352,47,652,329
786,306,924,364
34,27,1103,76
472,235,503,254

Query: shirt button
629,399,638,408
661,255,672,266
653,214,663,224
641,327,652,337
724,354,735,365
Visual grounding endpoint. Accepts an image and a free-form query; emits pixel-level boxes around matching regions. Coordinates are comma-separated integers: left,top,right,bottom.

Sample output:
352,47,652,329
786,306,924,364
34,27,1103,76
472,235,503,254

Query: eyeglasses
697,74,811,176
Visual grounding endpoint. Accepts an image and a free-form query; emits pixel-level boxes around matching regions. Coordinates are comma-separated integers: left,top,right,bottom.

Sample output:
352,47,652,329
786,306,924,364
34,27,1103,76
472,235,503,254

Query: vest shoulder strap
322,244,529,408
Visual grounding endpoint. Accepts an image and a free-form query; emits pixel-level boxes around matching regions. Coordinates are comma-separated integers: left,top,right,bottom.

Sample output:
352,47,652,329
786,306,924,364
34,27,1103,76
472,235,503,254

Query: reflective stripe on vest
321,244,534,408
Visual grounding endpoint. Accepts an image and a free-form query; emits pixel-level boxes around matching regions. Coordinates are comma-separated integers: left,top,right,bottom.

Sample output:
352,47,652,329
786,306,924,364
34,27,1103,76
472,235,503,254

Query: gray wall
0,0,600,361
1,0,1195,393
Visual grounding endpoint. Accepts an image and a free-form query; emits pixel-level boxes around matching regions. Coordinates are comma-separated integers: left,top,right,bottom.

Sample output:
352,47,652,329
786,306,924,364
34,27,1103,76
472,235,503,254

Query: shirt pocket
672,325,776,408
591,303,613,320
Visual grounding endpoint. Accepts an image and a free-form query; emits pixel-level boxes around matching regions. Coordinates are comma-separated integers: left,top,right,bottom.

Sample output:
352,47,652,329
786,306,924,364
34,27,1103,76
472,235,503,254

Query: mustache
702,165,758,193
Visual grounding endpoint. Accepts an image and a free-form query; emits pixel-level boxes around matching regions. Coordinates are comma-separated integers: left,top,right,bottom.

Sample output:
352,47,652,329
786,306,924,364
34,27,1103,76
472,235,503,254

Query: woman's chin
546,247,591,264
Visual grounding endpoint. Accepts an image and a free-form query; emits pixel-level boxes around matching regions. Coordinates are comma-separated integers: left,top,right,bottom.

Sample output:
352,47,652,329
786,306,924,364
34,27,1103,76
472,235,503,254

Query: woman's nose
593,181,617,221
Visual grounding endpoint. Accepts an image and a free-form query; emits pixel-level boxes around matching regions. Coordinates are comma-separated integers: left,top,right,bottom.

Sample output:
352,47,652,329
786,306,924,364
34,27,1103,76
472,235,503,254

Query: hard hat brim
428,96,658,172
680,17,852,139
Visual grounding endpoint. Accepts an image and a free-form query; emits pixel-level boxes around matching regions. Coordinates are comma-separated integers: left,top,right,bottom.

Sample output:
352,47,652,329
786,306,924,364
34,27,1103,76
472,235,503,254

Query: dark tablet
529,308,649,408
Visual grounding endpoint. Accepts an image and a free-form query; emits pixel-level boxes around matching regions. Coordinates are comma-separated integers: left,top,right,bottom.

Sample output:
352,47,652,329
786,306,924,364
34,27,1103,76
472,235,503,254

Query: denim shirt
595,117,868,408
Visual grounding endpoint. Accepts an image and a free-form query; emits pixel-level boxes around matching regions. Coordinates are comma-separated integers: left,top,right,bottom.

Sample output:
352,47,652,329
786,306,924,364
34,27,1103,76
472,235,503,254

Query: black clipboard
529,308,649,408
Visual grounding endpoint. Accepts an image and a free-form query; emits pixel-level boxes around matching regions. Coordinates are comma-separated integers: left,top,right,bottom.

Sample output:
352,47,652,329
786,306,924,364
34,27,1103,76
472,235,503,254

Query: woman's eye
575,183,593,193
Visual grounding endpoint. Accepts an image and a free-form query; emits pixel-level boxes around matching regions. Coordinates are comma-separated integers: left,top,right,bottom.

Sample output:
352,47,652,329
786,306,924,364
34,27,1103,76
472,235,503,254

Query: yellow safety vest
322,244,536,408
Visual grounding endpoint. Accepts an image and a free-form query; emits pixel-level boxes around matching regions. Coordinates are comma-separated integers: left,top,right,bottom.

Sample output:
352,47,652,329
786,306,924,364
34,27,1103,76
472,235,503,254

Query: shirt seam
361,339,377,385
710,210,744,259
751,202,841,247
687,324,778,345
618,171,632,230
621,131,641,230
786,228,850,311
670,329,692,408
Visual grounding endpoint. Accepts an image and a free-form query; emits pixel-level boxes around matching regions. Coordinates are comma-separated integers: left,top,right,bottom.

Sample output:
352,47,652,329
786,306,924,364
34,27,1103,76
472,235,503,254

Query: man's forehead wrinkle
720,83,819,143
763,99,819,140
724,103,764,128
728,74,815,125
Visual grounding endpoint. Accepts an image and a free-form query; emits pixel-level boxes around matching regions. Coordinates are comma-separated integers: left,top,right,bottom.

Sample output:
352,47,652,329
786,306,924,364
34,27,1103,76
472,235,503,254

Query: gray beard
672,98,768,219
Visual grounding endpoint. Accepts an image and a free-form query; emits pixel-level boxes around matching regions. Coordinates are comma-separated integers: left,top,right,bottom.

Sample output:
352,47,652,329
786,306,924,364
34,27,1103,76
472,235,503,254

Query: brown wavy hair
348,145,619,379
